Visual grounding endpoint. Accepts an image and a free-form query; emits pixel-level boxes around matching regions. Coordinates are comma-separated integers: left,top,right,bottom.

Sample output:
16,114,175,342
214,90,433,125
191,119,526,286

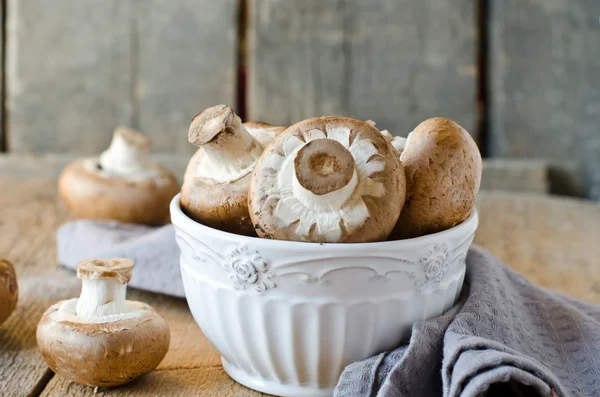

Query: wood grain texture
0,178,77,397
136,0,238,154
248,0,478,139
41,367,266,397
6,0,238,154
1,177,599,396
475,191,600,304
6,0,134,153
488,0,600,197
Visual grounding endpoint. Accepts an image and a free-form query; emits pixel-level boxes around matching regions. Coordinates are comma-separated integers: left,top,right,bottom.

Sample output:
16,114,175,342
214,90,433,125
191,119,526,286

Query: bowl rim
170,193,479,249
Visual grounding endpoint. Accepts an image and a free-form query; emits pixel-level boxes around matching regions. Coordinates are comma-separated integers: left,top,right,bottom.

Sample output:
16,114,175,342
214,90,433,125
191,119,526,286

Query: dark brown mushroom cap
391,117,482,239
180,148,256,236
0,258,18,325
248,116,406,243
76,258,134,284
58,159,179,226
37,300,170,388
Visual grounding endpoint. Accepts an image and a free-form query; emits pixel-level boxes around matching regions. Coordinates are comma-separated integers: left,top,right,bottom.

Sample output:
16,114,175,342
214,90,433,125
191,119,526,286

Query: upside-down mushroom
248,116,406,243
180,105,283,236
390,117,482,239
0,258,18,325
58,127,180,226
37,258,170,388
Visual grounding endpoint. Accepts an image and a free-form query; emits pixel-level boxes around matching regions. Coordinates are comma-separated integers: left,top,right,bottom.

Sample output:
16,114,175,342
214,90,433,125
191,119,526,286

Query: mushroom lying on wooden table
390,117,482,239
0,258,18,326
181,105,284,236
248,116,406,243
37,258,170,388
58,127,180,226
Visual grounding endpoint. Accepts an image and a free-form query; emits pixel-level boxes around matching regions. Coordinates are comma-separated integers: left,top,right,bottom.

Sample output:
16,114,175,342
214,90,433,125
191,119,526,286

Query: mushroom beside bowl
170,194,477,397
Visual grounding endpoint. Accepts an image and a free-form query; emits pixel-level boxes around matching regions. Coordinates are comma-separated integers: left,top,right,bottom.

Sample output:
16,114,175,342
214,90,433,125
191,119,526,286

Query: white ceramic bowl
170,194,478,397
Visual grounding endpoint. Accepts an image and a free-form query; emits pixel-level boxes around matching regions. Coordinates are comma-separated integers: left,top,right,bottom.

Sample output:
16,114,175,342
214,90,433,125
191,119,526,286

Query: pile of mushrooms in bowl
172,105,482,397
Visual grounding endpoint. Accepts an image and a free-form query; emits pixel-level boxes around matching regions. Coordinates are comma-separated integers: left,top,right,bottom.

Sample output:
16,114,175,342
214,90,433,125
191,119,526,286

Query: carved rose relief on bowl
175,225,470,295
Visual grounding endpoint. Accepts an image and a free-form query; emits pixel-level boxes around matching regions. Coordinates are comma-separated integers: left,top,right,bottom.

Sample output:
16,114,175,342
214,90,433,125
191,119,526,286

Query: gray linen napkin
57,220,185,297
57,221,600,396
334,245,600,397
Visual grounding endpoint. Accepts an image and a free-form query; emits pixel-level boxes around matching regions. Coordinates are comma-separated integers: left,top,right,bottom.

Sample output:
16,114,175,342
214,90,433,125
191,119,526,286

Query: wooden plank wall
248,0,478,140
0,0,599,197
5,0,238,154
488,0,600,198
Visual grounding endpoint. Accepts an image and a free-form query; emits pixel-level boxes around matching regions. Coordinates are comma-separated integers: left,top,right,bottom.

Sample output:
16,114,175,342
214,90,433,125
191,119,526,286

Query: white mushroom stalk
75,259,134,322
88,127,159,180
260,126,386,242
189,105,264,184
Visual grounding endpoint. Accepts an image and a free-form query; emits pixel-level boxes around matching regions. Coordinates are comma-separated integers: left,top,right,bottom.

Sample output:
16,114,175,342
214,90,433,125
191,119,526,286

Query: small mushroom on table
248,116,406,243
0,258,18,326
37,258,170,388
390,117,482,239
181,105,284,236
58,127,180,226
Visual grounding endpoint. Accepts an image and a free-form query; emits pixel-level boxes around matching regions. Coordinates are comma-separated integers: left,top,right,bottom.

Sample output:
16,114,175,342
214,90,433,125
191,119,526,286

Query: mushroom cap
0,259,18,325
188,104,237,146
77,258,134,284
248,116,406,243
181,148,256,236
58,159,179,226
37,299,170,387
391,117,482,239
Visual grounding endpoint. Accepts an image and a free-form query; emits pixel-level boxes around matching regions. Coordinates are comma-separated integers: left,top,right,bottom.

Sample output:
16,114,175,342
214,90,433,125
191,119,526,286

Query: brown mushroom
58,127,180,226
243,121,287,147
248,116,406,243
37,258,170,388
390,117,482,239
365,120,407,156
180,106,274,236
0,258,18,325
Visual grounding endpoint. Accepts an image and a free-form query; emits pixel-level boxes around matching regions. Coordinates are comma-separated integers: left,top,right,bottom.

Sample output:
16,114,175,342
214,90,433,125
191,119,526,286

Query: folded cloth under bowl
57,221,600,397
335,246,600,397
57,220,185,297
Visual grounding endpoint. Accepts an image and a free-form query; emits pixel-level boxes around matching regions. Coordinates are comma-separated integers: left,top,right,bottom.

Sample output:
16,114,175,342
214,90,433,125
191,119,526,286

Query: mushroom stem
99,127,153,177
292,168,358,211
189,105,263,184
292,139,358,211
76,278,128,319
75,259,134,320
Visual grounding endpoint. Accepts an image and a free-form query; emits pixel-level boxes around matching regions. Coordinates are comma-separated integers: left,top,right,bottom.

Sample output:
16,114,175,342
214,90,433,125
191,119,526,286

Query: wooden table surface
1,177,599,397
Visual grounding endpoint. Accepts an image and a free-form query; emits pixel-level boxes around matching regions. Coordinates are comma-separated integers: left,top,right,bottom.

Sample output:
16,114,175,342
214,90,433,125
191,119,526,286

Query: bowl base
221,357,334,397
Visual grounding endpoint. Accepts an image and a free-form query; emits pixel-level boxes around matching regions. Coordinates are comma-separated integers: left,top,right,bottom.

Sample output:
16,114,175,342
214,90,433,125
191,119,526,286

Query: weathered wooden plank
0,178,77,397
0,153,189,182
136,0,238,154
249,0,478,139
475,191,600,304
0,178,600,395
6,0,134,153
481,159,549,194
488,0,600,198
41,367,265,397
6,0,238,154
